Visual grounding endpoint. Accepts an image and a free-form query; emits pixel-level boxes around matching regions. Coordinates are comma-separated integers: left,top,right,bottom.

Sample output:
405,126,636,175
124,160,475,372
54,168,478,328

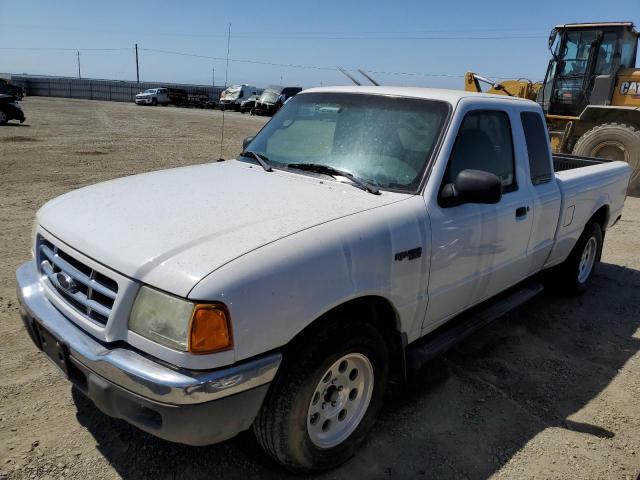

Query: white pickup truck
17,86,630,472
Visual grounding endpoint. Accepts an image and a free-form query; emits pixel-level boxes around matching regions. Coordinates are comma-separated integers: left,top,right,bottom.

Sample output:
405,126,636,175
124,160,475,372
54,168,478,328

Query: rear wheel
254,320,389,473
550,222,603,294
572,123,640,195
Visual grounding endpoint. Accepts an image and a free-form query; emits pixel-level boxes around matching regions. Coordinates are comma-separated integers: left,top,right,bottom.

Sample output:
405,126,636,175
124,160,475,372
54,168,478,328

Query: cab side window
443,110,516,191
520,111,552,185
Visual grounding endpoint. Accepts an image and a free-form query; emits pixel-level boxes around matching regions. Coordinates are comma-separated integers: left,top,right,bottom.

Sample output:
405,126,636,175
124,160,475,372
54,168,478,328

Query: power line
0,45,540,82
140,48,536,80
0,22,549,39
0,47,130,51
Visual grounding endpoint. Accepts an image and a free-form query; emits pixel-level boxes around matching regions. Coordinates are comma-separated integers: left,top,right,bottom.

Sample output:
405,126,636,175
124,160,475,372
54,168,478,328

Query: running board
406,281,544,371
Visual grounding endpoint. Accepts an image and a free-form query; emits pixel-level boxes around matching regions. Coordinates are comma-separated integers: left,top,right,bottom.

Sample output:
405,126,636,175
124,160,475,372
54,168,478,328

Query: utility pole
76,51,81,79
212,65,215,89
135,43,140,83
223,24,230,89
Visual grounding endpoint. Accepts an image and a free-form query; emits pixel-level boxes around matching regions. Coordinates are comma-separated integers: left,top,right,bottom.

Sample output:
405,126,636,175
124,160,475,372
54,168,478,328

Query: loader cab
538,22,638,117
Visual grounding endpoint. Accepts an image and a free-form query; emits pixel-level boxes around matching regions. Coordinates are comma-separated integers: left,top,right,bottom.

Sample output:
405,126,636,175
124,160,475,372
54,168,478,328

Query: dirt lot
1,97,639,480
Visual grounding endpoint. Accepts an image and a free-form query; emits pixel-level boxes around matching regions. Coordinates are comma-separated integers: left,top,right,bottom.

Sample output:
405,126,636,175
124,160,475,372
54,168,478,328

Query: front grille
37,236,118,325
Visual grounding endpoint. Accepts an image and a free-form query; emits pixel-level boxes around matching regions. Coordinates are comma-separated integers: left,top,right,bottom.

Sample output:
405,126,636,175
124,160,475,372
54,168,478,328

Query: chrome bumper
16,261,281,406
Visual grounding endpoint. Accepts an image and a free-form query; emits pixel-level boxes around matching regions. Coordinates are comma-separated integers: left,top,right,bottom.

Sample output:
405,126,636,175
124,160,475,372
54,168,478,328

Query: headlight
129,286,232,354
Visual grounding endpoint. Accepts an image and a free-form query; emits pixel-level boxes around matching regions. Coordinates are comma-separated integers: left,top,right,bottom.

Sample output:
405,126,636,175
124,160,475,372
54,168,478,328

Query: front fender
188,196,431,363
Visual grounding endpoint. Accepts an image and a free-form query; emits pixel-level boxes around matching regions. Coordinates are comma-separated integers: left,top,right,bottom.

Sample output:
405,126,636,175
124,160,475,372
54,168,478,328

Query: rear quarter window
520,111,552,185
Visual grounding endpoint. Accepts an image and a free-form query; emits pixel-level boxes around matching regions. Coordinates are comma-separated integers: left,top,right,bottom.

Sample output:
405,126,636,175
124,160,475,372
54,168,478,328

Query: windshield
260,89,281,103
222,85,241,99
143,89,156,94
246,92,449,192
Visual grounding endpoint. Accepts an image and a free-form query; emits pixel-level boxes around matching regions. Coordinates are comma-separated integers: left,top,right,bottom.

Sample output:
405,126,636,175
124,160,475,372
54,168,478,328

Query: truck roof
301,85,535,105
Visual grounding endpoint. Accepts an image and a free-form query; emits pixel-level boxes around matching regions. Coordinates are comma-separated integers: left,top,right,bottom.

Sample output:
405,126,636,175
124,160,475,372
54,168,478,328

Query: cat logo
620,81,640,96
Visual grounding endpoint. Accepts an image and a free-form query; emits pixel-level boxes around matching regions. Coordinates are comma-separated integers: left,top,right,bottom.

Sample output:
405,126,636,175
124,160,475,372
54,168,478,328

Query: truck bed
553,153,609,172
545,155,630,269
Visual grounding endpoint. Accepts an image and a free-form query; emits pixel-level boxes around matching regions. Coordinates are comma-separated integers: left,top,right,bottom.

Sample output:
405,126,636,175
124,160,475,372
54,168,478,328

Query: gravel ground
0,97,638,480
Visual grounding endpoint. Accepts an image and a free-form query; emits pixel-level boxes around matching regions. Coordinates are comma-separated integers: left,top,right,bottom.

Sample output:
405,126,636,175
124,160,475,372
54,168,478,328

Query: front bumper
16,261,281,445
135,97,153,104
254,102,276,115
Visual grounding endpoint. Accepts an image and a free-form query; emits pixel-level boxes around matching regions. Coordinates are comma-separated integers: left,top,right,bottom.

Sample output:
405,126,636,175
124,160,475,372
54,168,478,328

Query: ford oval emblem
56,272,79,293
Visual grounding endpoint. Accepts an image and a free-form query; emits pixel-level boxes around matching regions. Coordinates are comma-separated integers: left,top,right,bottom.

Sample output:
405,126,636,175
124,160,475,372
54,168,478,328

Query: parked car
17,87,630,472
166,87,188,107
239,94,260,113
0,78,24,100
219,84,258,110
0,94,25,125
135,88,169,106
254,85,302,115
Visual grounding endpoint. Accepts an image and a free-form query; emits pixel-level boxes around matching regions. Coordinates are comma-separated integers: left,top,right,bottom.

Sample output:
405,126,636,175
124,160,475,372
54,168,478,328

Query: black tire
0,111,7,125
254,320,389,473
550,222,603,294
152,98,158,106
572,123,640,195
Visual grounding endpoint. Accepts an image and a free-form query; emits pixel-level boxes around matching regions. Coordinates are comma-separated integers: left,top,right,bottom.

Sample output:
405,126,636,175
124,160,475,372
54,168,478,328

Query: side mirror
548,28,558,51
440,169,502,207
242,136,255,150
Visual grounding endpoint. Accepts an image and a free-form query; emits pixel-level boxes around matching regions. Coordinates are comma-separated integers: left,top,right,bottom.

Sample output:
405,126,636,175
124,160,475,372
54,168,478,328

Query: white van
219,84,258,110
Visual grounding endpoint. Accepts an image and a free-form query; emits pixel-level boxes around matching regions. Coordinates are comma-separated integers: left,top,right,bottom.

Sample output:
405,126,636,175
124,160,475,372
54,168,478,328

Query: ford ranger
17,86,630,472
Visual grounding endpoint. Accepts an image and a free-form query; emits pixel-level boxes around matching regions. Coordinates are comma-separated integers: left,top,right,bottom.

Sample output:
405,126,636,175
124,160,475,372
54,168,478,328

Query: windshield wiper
240,150,273,172
287,163,380,194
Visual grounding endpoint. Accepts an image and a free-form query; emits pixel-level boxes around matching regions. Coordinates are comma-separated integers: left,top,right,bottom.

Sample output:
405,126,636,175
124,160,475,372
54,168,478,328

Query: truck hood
38,160,407,297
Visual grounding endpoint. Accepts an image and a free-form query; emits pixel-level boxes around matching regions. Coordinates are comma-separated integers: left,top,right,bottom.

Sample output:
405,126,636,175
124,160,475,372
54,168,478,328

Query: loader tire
572,123,640,196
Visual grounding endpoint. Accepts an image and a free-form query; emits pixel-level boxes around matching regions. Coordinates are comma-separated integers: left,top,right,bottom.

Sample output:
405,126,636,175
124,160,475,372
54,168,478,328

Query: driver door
423,108,533,331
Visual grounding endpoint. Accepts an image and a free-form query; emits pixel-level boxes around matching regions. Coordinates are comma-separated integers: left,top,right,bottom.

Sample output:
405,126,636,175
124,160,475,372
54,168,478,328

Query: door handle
516,206,529,218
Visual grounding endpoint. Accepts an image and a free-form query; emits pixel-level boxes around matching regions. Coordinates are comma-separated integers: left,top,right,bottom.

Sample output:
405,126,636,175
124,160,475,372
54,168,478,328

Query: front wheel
0,111,7,125
254,321,389,472
151,98,158,106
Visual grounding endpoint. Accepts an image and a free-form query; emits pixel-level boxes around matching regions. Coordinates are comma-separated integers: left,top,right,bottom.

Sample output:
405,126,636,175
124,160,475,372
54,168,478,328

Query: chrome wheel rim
306,353,374,449
578,236,597,283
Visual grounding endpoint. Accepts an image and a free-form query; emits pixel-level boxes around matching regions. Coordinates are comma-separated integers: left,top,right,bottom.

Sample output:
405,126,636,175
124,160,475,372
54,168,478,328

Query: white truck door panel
518,110,562,273
426,189,533,328
423,106,534,331
526,181,561,271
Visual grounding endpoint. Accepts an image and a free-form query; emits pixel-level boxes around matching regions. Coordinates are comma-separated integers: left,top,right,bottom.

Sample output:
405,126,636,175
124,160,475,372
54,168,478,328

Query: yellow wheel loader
465,22,640,194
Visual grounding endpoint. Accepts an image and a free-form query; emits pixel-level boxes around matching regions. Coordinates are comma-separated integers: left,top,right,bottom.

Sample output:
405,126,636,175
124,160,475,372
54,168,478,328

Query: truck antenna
218,23,231,161
337,66,361,85
357,69,380,86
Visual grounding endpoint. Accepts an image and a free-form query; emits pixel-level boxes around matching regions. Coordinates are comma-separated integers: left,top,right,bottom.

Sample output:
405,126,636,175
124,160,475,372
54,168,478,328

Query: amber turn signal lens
188,305,232,354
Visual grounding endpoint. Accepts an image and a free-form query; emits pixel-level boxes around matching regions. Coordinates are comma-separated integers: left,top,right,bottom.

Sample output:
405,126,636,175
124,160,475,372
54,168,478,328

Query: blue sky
0,0,637,90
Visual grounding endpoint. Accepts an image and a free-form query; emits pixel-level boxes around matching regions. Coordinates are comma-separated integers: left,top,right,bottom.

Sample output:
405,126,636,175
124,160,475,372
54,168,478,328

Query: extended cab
17,87,630,472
